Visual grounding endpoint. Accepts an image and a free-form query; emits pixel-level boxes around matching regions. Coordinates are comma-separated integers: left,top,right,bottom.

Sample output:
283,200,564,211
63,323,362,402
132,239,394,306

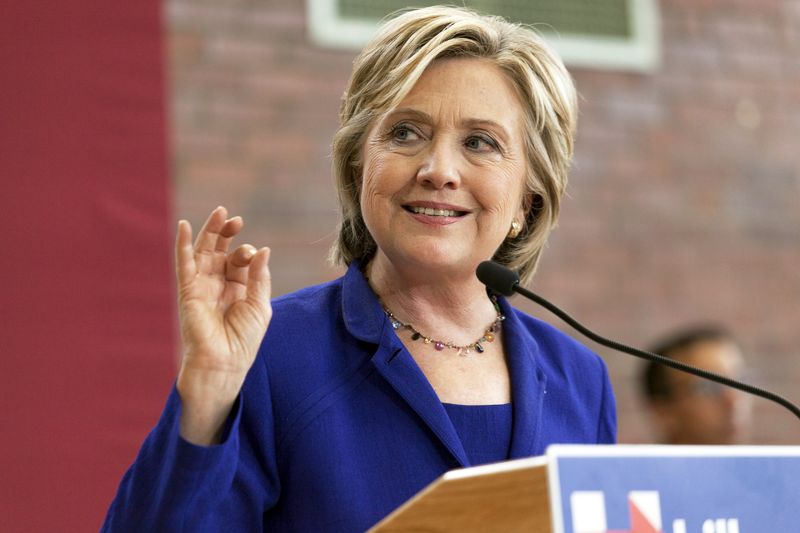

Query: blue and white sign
547,445,800,533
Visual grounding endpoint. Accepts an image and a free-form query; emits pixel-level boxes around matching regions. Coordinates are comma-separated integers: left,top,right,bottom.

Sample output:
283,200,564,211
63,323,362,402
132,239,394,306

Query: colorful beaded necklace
382,295,505,356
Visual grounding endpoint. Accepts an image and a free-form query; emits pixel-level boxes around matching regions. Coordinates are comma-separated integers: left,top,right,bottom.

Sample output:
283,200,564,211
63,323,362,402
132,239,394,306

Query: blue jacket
102,263,616,532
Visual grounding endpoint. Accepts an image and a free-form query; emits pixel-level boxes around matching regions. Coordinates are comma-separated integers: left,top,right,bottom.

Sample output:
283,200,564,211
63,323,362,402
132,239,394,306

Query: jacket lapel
498,296,547,459
341,263,470,467
371,337,470,467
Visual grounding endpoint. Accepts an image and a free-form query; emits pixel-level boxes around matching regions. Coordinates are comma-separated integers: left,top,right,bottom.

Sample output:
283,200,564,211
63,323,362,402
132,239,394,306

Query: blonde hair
330,5,577,286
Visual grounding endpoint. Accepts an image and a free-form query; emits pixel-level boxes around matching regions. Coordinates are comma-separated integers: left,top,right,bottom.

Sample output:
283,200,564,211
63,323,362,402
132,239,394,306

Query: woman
103,6,615,532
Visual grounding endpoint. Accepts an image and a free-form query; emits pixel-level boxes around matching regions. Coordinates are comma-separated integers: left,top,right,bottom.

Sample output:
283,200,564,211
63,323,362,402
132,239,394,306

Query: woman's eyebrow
462,118,512,141
386,108,512,138
384,108,432,123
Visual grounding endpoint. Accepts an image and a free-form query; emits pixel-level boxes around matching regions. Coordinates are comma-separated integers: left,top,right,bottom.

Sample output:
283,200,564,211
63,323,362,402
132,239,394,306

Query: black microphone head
476,261,519,296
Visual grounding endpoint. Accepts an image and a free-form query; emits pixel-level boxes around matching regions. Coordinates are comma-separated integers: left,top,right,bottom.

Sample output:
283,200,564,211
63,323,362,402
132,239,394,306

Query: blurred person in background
640,325,752,445
102,6,616,532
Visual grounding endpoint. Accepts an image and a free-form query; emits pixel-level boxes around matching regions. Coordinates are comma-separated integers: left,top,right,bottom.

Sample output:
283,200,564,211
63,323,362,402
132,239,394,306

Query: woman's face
360,57,528,277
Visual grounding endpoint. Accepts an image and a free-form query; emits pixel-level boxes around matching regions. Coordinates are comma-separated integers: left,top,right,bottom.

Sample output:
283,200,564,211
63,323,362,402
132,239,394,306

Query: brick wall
166,1,800,444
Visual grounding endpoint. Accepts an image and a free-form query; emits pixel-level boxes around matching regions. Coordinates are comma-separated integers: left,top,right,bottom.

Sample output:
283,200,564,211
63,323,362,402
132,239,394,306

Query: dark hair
640,325,736,402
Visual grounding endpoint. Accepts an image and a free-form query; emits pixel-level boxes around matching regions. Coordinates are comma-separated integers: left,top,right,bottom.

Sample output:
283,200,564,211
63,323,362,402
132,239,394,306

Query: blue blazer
102,263,616,532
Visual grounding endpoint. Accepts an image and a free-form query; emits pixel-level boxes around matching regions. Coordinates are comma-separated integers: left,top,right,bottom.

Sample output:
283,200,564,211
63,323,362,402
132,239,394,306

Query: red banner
0,2,175,530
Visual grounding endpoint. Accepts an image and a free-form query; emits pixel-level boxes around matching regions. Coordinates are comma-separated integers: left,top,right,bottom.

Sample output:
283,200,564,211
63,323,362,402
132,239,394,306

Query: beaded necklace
382,295,505,356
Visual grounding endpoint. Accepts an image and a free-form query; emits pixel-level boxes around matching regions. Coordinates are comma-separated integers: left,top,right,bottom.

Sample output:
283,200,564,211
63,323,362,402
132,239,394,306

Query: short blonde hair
330,5,577,286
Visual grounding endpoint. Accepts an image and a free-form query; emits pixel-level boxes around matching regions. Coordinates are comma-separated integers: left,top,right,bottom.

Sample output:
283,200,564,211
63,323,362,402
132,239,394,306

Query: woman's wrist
176,367,244,445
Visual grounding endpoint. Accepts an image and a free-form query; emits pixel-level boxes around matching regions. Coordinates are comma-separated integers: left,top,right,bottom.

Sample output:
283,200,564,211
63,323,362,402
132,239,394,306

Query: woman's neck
365,253,498,345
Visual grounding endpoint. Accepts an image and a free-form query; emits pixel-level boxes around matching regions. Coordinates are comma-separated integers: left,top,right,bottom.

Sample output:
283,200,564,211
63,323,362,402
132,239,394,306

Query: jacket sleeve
101,359,281,532
596,360,618,444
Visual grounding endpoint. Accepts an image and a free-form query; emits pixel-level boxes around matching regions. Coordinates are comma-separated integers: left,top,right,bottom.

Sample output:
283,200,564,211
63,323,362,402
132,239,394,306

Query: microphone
476,260,800,421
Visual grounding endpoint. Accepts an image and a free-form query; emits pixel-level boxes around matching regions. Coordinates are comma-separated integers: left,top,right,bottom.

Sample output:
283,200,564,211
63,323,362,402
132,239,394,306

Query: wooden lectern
370,456,552,532
370,445,800,533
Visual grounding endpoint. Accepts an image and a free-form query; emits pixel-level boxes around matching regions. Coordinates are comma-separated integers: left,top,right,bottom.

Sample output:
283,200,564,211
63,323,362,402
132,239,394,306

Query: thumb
245,247,272,322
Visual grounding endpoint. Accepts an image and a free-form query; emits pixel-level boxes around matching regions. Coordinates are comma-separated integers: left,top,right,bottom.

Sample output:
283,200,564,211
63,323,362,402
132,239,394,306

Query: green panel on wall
338,0,631,38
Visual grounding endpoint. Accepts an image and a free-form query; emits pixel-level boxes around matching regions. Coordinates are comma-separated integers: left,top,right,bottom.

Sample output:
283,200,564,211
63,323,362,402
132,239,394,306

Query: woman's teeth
409,206,458,217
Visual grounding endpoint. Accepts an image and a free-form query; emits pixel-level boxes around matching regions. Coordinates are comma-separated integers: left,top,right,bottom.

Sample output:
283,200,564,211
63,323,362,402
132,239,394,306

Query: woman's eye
465,135,497,152
391,124,419,142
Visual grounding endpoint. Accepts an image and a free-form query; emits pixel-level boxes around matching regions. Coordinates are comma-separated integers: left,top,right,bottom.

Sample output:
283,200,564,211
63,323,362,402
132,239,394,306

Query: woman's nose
415,140,461,189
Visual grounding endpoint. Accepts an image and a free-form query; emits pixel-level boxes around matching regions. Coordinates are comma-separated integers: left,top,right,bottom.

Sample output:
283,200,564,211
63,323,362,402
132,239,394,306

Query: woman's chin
390,244,477,276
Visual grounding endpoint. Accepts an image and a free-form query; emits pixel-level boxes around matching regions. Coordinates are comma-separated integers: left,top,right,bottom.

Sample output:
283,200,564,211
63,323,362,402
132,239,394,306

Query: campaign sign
547,445,800,533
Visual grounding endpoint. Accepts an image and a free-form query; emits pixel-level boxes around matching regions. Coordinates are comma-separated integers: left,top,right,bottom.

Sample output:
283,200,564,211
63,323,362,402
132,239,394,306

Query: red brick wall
166,1,800,444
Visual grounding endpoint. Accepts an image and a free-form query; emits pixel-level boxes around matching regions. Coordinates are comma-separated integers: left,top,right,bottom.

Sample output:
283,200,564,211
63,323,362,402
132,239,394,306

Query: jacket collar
341,262,545,464
341,261,385,344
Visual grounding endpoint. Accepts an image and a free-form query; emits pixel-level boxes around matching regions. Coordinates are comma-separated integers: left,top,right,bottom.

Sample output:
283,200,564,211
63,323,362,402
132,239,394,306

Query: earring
508,220,521,238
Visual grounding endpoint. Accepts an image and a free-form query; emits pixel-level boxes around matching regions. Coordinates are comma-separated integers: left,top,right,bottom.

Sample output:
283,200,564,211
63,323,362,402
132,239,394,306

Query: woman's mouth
403,205,468,217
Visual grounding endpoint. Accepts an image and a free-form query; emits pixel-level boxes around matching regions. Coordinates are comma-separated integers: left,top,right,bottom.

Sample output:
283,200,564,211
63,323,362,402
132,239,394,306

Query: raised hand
174,206,272,445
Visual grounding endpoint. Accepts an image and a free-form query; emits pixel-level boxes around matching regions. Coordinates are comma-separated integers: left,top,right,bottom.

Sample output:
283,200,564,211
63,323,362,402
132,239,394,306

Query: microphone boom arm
513,283,800,421
476,259,800,421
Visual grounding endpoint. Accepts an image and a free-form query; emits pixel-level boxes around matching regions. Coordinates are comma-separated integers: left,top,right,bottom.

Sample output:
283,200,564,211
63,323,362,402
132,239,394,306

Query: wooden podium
370,456,552,532
370,445,800,533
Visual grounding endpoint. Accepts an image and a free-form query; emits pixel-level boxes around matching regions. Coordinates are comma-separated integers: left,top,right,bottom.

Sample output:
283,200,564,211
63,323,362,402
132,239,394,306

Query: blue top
443,403,513,466
102,262,616,532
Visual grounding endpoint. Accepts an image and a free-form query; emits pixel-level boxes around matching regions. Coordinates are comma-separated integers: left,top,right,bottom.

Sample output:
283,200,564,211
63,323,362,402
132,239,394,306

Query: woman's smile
402,201,471,225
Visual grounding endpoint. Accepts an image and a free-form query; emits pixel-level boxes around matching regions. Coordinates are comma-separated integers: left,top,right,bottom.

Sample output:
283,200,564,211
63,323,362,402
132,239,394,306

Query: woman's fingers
192,207,245,275
175,220,196,288
225,244,257,287
215,216,244,253
176,209,267,315
193,206,228,254
245,247,272,320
